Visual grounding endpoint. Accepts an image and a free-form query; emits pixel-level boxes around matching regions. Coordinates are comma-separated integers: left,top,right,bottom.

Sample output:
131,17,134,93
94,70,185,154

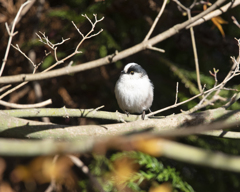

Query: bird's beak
121,70,126,74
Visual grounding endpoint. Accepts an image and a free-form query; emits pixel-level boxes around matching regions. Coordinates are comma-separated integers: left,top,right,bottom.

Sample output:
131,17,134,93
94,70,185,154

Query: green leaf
99,45,108,58
41,55,54,70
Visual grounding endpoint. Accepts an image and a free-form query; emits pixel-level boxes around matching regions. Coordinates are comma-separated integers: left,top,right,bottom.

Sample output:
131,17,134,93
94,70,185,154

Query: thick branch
3,107,142,122
0,0,229,84
1,107,240,139
151,139,240,172
0,138,93,156
1,132,240,173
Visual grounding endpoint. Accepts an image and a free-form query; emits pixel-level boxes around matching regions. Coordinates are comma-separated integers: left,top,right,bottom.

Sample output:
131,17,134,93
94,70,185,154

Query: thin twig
213,47,240,98
0,99,52,109
14,0,36,25
232,16,240,28
0,82,29,100
174,82,179,104
146,90,205,117
0,14,104,101
147,57,240,117
0,0,32,76
173,0,202,92
36,31,70,49
147,45,165,53
0,84,11,93
0,67,38,100
45,155,59,192
0,0,228,84
185,50,240,114
93,105,105,111
209,68,219,87
67,155,104,192
187,0,240,28
186,94,220,114
67,155,89,174
144,0,168,41
223,92,240,109
11,44,36,67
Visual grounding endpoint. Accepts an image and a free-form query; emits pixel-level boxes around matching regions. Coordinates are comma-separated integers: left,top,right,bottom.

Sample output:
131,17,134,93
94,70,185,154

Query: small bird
115,63,154,120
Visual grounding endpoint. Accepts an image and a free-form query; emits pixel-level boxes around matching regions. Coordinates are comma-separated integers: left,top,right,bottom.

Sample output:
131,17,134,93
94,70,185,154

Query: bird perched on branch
115,63,154,120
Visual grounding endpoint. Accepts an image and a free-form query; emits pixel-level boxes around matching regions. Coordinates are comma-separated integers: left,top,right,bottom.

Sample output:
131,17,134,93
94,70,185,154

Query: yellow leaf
149,183,172,192
112,156,139,191
113,157,138,183
211,16,228,37
203,4,228,38
134,138,162,157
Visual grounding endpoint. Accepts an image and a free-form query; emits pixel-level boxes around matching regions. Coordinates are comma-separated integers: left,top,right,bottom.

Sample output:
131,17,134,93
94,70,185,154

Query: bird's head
120,63,148,80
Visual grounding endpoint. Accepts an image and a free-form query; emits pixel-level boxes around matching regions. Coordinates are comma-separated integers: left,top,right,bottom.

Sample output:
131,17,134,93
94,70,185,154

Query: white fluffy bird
115,63,154,119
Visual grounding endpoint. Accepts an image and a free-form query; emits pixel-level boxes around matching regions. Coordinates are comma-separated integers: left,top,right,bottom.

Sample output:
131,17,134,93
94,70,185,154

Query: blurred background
1,0,240,191
1,0,240,123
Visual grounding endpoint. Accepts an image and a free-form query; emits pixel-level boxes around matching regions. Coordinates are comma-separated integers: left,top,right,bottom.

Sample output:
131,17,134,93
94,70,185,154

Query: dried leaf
149,183,172,192
11,156,76,190
203,4,228,38
134,138,162,157
112,157,139,191
0,181,15,192
211,16,228,37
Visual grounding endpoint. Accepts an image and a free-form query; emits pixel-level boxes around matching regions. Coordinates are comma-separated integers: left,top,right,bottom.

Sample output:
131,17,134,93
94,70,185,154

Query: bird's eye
130,71,134,75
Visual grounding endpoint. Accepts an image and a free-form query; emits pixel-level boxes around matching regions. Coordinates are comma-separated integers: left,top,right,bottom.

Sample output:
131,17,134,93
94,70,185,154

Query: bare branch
72,21,84,38
73,14,104,51
93,105,105,112
0,14,104,101
86,28,103,39
147,45,165,53
0,99,52,109
187,0,240,28
14,0,36,25
146,90,204,117
11,44,36,67
54,37,71,47
45,155,59,192
5,22,10,35
0,0,228,84
147,57,240,117
174,82,179,104
67,155,105,192
144,0,168,41
232,16,240,28
0,66,39,100
0,0,32,77
36,31,70,49
184,51,240,114
173,0,202,92
209,68,219,87
0,84,11,93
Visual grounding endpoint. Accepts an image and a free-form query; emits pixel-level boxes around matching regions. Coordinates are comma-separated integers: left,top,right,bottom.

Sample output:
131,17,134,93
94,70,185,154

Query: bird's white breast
115,74,153,113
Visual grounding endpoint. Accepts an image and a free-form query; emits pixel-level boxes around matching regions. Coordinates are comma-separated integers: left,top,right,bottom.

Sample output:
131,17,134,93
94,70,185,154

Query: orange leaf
211,16,228,37
203,4,228,38
149,183,172,192
134,138,163,157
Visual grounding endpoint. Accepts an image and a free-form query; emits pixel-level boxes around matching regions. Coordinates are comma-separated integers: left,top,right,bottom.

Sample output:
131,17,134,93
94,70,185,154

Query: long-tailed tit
115,63,154,119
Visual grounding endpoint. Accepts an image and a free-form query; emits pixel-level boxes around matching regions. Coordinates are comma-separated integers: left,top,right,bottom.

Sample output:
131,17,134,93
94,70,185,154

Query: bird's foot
125,110,129,117
142,110,146,120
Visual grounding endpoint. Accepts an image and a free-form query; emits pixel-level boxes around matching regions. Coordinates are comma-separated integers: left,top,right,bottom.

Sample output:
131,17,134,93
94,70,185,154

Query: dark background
1,0,240,191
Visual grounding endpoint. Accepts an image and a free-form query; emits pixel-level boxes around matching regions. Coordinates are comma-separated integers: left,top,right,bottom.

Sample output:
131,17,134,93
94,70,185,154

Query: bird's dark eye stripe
127,65,147,76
